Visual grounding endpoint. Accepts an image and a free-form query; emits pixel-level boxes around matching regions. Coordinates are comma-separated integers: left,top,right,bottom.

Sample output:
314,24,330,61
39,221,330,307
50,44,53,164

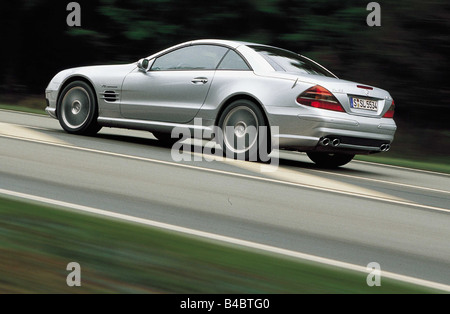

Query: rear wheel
307,152,355,168
57,81,101,135
218,99,269,161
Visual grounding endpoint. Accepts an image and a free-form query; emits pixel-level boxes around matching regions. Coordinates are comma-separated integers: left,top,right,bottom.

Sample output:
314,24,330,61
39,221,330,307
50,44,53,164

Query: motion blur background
1,0,449,163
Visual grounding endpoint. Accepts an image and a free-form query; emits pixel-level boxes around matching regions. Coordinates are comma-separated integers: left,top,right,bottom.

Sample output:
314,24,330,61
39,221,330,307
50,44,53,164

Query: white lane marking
3,123,55,132
193,152,407,202
1,132,450,214
186,139,450,195
0,122,69,145
309,168,450,195
0,187,449,292
278,150,450,191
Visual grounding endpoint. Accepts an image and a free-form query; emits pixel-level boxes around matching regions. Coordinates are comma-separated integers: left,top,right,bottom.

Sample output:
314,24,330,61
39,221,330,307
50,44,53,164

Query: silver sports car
45,39,396,167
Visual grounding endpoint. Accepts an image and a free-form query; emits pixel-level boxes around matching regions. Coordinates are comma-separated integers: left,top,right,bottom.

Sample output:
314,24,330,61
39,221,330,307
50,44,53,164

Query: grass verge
0,196,441,294
355,155,450,174
0,104,46,115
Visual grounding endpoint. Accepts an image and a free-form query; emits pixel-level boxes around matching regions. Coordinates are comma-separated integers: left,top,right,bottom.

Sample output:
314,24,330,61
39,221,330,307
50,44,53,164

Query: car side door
120,44,228,123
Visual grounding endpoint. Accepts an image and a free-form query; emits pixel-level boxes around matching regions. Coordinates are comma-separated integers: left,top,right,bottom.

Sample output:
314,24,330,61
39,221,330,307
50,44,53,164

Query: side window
217,50,251,70
151,45,228,71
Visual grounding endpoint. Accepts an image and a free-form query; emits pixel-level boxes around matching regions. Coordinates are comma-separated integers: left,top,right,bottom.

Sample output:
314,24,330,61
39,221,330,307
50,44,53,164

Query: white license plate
350,97,378,111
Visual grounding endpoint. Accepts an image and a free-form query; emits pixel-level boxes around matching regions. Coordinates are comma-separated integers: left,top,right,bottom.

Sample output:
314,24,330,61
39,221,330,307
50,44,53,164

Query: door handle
191,77,208,84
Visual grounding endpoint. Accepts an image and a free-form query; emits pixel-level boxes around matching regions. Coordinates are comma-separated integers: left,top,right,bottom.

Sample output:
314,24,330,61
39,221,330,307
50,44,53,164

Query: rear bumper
267,107,397,154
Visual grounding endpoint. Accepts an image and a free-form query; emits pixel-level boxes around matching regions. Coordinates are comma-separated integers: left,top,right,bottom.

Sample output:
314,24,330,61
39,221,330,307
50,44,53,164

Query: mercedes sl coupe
45,39,396,167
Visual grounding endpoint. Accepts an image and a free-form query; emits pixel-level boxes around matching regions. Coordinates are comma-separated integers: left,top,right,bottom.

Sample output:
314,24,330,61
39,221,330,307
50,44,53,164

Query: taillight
383,100,395,118
297,85,344,112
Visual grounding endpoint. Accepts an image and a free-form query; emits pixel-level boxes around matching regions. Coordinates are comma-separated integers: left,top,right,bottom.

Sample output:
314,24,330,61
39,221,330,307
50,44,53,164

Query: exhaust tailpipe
320,138,331,146
331,138,341,147
380,144,391,152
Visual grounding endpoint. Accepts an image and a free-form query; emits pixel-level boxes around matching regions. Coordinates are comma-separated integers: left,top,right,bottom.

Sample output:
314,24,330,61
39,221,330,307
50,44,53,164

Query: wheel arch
215,94,270,129
56,75,98,117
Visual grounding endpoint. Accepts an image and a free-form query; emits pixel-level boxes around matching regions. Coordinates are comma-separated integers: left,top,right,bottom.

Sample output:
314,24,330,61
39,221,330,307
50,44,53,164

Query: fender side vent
101,90,119,102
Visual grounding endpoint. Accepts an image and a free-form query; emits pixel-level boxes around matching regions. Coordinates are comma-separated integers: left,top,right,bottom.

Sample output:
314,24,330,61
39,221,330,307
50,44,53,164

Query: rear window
249,45,336,78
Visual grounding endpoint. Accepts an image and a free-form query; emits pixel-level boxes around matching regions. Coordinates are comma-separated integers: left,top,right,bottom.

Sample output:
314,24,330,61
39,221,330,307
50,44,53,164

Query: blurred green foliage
1,0,449,130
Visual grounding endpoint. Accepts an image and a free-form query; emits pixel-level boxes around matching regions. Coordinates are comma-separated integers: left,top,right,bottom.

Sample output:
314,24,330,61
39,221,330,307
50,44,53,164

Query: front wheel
57,81,101,135
307,152,355,168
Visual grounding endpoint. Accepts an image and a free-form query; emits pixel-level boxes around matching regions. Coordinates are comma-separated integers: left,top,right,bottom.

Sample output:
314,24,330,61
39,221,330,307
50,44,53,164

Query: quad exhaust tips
319,137,391,152
380,144,391,152
319,137,341,147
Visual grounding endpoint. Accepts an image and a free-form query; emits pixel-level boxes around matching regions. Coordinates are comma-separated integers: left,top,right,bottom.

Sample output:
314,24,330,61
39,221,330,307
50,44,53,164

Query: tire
217,99,270,161
57,81,101,135
307,152,355,168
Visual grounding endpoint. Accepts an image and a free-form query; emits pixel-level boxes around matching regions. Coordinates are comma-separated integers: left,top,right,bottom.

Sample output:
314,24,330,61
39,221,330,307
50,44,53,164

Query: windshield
249,45,336,78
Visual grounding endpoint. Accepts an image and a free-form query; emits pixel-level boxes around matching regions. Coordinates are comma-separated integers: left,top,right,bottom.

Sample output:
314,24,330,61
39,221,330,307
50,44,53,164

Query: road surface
1,110,449,289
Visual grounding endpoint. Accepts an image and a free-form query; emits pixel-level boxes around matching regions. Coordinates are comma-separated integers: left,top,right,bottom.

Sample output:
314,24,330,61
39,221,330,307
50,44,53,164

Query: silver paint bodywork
45,39,396,154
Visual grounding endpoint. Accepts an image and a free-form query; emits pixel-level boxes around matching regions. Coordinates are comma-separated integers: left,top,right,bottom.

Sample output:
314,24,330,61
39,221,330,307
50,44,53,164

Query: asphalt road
1,110,449,288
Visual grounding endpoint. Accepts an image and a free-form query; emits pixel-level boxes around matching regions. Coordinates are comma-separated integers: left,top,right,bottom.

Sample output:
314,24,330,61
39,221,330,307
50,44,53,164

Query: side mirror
137,58,152,72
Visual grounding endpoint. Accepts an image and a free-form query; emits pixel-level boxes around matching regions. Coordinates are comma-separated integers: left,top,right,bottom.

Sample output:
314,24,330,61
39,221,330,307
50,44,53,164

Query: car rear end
295,80,396,155
242,44,397,155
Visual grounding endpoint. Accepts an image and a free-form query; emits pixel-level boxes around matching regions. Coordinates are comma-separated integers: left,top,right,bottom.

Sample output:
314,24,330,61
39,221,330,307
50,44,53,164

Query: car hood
47,63,137,91
68,63,137,76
